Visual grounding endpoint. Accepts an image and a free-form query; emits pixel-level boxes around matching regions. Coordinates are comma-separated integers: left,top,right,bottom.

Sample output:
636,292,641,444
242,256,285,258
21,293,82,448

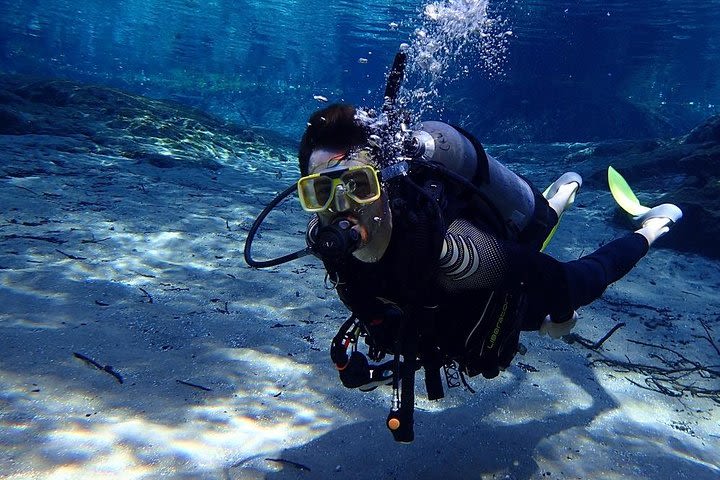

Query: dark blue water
1,0,718,141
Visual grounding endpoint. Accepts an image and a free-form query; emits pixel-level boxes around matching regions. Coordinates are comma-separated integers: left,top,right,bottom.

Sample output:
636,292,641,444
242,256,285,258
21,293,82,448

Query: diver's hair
298,104,369,176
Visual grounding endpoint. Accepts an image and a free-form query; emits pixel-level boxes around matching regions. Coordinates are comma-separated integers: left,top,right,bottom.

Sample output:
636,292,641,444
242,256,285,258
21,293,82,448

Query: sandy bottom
1,134,718,479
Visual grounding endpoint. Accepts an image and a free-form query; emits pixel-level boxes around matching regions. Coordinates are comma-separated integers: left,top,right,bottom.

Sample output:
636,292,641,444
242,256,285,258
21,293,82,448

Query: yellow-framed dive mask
297,164,382,213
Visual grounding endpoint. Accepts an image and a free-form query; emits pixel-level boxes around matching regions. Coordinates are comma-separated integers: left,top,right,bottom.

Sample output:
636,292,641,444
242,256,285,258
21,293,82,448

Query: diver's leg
530,172,582,251
534,232,650,337
519,234,646,333
525,207,680,335
564,205,682,295
562,233,649,309
607,166,682,246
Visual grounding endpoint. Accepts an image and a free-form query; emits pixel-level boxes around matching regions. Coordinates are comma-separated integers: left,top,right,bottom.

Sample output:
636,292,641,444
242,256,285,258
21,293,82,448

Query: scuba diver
244,52,683,443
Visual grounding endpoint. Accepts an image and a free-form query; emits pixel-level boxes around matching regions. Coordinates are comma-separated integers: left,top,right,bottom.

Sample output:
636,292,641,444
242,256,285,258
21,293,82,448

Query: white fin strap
539,311,579,339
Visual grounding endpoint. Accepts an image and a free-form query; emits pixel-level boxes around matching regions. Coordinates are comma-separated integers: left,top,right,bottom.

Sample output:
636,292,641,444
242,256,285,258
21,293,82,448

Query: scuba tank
408,121,536,237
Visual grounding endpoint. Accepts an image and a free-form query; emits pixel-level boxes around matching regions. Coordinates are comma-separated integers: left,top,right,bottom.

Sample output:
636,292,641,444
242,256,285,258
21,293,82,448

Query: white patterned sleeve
437,218,510,291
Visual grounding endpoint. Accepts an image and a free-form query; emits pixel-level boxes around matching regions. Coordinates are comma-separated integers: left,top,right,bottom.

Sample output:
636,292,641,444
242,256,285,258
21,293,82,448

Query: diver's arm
436,218,510,291
437,218,631,330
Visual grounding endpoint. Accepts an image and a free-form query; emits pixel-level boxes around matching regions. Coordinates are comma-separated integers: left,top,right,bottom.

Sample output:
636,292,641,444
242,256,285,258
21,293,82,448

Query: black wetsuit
317,124,651,378
319,164,650,380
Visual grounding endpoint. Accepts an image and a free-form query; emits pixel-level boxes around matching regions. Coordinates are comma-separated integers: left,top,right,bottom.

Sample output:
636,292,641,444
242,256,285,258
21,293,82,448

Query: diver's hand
539,311,578,339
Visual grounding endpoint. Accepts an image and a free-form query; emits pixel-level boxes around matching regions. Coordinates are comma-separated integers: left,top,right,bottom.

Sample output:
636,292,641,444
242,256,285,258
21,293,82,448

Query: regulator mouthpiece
312,218,362,260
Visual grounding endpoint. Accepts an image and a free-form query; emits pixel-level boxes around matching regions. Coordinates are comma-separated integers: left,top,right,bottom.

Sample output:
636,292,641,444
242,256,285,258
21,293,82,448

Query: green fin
607,166,650,217
540,179,575,252
540,183,559,251
540,222,560,252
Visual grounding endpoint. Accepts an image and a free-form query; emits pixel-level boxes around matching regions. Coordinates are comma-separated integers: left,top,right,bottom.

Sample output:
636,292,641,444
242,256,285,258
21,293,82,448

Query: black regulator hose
243,183,312,268
384,48,407,107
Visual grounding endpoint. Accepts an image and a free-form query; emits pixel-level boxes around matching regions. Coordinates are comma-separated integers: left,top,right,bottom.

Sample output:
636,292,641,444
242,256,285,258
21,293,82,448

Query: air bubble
400,0,512,118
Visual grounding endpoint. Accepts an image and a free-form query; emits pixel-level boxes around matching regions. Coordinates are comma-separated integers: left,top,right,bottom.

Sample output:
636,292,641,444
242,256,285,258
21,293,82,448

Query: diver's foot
539,311,579,339
545,172,583,216
635,203,682,245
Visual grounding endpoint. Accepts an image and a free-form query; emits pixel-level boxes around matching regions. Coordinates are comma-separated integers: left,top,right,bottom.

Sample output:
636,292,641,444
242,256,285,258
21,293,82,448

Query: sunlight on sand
0,347,351,479
482,369,594,425
594,374,720,468
1,119,718,479
533,407,720,479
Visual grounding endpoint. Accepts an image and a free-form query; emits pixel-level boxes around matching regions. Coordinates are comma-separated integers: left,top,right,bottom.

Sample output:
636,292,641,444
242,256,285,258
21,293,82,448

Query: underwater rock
683,114,720,145
0,105,32,135
0,75,271,169
590,139,661,157
138,152,222,170
582,117,720,258
462,86,681,144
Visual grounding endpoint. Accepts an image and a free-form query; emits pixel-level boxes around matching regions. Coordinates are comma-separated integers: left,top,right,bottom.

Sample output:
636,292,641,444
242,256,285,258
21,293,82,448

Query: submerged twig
56,249,87,260
133,271,157,279
601,298,668,313
4,234,66,244
138,287,153,303
567,318,719,403
626,339,717,372
592,346,719,404
102,365,124,384
176,379,212,391
216,301,230,314
73,352,124,384
74,351,103,370
592,322,626,349
13,185,40,196
564,323,625,350
699,318,720,356
81,236,111,244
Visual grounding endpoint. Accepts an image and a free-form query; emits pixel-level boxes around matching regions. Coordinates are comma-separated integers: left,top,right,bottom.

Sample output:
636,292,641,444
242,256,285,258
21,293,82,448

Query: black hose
243,183,312,268
384,49,407,108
